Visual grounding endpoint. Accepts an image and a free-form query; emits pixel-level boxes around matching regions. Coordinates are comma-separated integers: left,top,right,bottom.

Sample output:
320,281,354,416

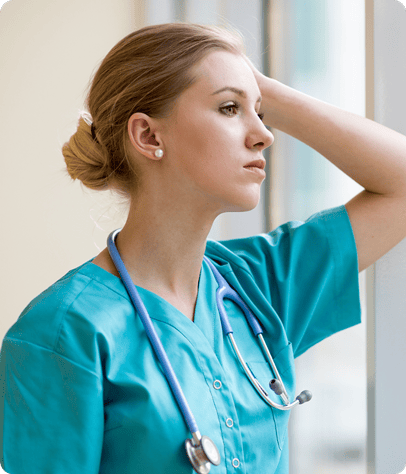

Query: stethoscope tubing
107,229,200,436
202,256,296,410
203,256,263,336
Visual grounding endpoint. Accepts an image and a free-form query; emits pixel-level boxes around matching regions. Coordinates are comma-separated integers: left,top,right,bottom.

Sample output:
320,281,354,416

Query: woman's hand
243,56,269,93
243,55,283,129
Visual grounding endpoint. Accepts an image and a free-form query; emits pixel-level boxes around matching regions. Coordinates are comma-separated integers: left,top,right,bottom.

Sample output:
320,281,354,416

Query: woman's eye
220,104,239,116
220,103,265,122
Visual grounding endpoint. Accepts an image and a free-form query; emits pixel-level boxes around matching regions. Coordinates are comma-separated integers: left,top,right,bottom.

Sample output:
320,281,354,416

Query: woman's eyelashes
219,101,265,121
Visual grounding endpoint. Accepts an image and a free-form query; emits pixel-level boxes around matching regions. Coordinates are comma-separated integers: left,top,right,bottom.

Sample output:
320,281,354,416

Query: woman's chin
224,194,261,213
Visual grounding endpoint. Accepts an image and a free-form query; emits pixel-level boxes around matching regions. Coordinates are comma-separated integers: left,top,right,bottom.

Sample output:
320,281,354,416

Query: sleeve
214,205,362,358
0,337,104,474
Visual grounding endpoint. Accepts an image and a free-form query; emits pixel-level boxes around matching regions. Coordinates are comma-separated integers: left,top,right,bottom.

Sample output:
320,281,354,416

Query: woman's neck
96,192,218,303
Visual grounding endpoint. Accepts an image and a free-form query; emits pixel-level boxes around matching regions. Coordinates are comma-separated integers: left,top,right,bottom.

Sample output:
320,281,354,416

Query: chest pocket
246,341,295,450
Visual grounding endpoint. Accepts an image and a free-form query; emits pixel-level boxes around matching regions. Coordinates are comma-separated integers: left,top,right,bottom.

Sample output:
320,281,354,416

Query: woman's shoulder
204,204,358,311
205,204,353,270
4,258,131,357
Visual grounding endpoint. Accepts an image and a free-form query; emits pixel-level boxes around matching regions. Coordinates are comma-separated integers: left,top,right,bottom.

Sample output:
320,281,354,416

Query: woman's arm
248,61,406,272
257,75,406,197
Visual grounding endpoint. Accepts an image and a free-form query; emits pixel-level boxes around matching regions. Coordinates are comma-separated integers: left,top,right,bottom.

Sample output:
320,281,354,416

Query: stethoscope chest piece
185,435,220,474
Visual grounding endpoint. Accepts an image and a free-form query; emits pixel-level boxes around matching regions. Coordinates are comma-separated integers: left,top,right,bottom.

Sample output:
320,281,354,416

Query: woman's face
156,50,274,215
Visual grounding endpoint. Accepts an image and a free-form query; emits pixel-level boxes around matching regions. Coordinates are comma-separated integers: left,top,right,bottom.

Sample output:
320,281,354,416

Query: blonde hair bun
62,112,110,191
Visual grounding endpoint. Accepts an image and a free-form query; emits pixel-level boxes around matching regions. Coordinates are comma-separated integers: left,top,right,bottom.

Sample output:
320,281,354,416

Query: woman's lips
244,166,266,177
243,159,266,177
244,159,266,170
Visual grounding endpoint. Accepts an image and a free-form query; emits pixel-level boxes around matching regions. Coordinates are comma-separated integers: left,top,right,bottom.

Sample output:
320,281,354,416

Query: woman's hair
62,22,246,197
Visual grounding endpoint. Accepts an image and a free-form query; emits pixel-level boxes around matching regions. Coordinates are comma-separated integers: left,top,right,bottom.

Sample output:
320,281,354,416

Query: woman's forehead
186,51,258,98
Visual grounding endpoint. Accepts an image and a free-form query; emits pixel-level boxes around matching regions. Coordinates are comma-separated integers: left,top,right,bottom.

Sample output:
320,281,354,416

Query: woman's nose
246,123,274,151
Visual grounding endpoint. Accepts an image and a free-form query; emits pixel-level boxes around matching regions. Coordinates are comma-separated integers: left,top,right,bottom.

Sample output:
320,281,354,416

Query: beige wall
0,0,145,341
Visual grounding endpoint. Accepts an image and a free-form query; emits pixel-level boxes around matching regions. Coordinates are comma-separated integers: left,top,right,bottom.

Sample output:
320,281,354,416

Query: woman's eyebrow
211,86,262,103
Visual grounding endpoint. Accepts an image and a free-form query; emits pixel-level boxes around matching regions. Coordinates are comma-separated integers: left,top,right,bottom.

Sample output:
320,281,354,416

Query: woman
1,21,406,474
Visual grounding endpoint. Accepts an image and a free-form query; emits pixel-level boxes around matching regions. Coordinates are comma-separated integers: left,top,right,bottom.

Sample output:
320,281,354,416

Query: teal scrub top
0,204,361,474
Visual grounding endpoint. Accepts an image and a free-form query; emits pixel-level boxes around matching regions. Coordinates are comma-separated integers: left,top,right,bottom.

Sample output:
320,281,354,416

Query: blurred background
1,0,406,472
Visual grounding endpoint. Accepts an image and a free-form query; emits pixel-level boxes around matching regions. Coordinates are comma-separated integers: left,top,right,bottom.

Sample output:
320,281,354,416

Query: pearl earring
154,149,163,158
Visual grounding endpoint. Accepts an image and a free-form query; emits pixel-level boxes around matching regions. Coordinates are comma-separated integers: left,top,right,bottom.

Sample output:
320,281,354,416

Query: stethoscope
107,229,312,474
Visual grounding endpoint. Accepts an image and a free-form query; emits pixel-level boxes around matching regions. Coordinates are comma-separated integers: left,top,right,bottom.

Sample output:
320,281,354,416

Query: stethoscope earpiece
185,435,220,474
296,389,313,404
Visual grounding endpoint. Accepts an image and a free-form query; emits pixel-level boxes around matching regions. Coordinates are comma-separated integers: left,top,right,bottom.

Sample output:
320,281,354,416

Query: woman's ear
127,113,164,160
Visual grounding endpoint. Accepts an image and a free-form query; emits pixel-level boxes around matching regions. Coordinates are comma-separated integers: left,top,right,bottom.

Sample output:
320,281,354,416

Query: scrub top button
232,458,240,468
213,380,222,390
226,418,234,428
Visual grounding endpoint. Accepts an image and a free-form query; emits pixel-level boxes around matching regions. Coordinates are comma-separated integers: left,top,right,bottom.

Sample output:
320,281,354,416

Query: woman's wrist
257,76,292,131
